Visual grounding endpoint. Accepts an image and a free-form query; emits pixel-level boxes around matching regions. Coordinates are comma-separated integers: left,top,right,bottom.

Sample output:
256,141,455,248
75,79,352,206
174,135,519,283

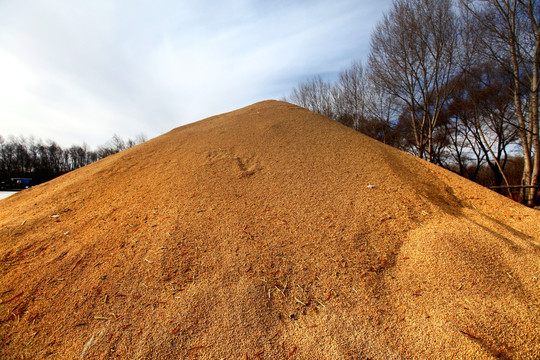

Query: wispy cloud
0,0,392,146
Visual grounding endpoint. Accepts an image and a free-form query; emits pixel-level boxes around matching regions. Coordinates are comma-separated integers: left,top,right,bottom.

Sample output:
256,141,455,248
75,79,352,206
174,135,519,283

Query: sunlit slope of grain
1,100,538,359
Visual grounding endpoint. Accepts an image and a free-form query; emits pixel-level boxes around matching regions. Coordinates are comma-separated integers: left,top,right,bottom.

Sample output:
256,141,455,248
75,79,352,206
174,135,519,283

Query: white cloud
0,0,392,147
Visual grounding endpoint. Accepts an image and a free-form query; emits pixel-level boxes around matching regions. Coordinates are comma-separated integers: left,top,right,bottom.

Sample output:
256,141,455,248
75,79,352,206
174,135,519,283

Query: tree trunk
528,4,540,206
506,6,534,203
530,75,540,204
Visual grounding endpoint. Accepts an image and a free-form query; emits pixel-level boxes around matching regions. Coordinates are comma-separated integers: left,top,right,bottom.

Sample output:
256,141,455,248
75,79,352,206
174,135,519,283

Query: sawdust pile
1,100,539,359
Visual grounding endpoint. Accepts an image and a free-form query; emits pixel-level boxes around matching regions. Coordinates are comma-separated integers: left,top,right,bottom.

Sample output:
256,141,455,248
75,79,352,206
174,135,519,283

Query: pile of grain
1,101,539,359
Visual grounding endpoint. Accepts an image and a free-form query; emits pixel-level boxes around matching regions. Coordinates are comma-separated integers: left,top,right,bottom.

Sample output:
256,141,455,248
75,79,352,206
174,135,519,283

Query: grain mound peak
1,100,539,359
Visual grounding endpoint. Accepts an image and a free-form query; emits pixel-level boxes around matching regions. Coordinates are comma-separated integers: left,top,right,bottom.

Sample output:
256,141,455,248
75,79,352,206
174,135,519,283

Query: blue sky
0,0,392,147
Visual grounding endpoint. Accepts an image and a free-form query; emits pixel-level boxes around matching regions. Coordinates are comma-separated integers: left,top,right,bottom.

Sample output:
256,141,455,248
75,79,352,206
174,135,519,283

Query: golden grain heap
1,101,539,359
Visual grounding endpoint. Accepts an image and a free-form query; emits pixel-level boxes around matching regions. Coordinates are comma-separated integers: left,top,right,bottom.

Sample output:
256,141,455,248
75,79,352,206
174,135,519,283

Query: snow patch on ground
0,191,18,200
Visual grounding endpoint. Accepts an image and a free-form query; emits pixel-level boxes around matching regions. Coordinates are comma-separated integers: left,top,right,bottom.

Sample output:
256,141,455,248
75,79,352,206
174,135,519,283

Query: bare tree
365,74,403,147
288,75,336,119
0,134,147,188
333,61,368,131
461,0,540,204
369,0,460,162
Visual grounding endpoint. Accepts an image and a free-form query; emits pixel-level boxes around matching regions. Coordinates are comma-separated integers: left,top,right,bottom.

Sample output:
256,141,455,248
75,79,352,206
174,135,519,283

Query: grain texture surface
1,101,539,359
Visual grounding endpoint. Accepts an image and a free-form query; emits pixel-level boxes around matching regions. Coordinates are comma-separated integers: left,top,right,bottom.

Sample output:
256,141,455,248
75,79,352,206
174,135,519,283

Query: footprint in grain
206,150,259,178
234,157,257,177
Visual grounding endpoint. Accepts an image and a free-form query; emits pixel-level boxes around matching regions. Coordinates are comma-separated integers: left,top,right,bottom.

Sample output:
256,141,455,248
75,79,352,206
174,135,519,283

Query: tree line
285,0,539,206
0,133,146,189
